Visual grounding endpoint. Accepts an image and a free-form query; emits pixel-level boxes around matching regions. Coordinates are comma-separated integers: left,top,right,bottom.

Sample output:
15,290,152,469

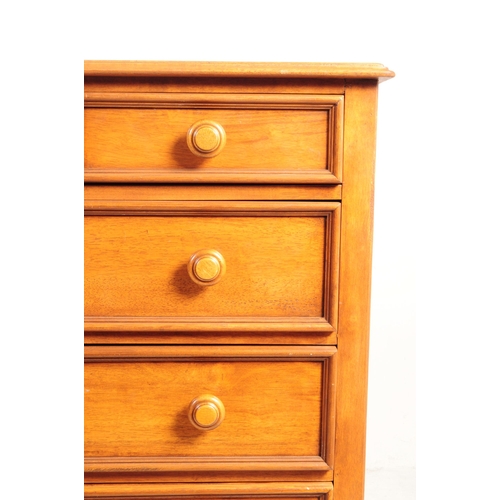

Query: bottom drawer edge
85,482,333,498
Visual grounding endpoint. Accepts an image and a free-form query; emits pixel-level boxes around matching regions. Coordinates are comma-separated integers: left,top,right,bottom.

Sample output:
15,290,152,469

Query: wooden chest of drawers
84,61,394,500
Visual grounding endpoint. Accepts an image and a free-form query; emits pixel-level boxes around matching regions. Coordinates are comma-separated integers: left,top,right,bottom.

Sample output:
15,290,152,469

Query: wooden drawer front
84,201,340,335
84,93,343,184
85,346,336,481
85,482,333,499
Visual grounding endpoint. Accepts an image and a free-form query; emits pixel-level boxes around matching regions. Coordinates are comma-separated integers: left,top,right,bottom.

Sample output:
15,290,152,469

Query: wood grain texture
84,330,338,346
334,81,379,500
84,201,340,335
84,481,333,498
83,61,394,497
83,184,343,202
84,469,334,484
85,346,336,480
85,108,326,170
84,60,394,81
84,93,343,184
84,76,346,95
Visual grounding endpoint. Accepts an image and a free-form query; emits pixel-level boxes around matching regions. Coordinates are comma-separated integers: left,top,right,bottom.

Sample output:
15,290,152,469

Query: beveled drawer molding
84,482,334,499
84,184,343,202
84,345,337,483
84,93,343,184
84,201,340,338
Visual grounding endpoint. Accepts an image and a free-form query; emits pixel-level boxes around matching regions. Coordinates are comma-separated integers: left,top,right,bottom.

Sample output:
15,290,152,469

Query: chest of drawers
84,61,394,500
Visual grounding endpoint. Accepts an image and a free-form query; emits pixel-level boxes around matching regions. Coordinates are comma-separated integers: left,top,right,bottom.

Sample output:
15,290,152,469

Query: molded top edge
84,61,395,81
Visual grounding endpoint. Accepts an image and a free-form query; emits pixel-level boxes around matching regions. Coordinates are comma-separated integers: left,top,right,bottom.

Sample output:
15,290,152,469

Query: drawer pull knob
187,249,226,286
186,120,226,157
188,394,225,431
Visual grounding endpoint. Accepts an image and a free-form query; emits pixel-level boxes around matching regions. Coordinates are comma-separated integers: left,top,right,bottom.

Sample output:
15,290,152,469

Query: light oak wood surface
83,61,394,498
85,107,327,170
85,345,336,482
84,201,340,334
84,93,343,184
186,119,227,158
84,481,333,499
84,60,394,81
334,81,380,500
84,184,343,201
84,77,346,95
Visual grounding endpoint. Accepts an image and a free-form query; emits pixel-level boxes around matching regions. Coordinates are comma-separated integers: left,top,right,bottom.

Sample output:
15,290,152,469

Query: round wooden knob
188,394,225,431
187,249,226,286
186,120,226,157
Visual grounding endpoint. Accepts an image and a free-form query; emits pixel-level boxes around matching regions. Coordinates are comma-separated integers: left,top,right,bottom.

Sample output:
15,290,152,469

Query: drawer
84,93,343,184
85,482,333,498
84,345,336,482
84,201,340,336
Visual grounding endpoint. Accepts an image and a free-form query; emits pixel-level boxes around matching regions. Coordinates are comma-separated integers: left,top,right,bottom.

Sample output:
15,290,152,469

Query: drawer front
84,346,336,480
84,201,340,335
85,482,333,499
84,93,343,184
